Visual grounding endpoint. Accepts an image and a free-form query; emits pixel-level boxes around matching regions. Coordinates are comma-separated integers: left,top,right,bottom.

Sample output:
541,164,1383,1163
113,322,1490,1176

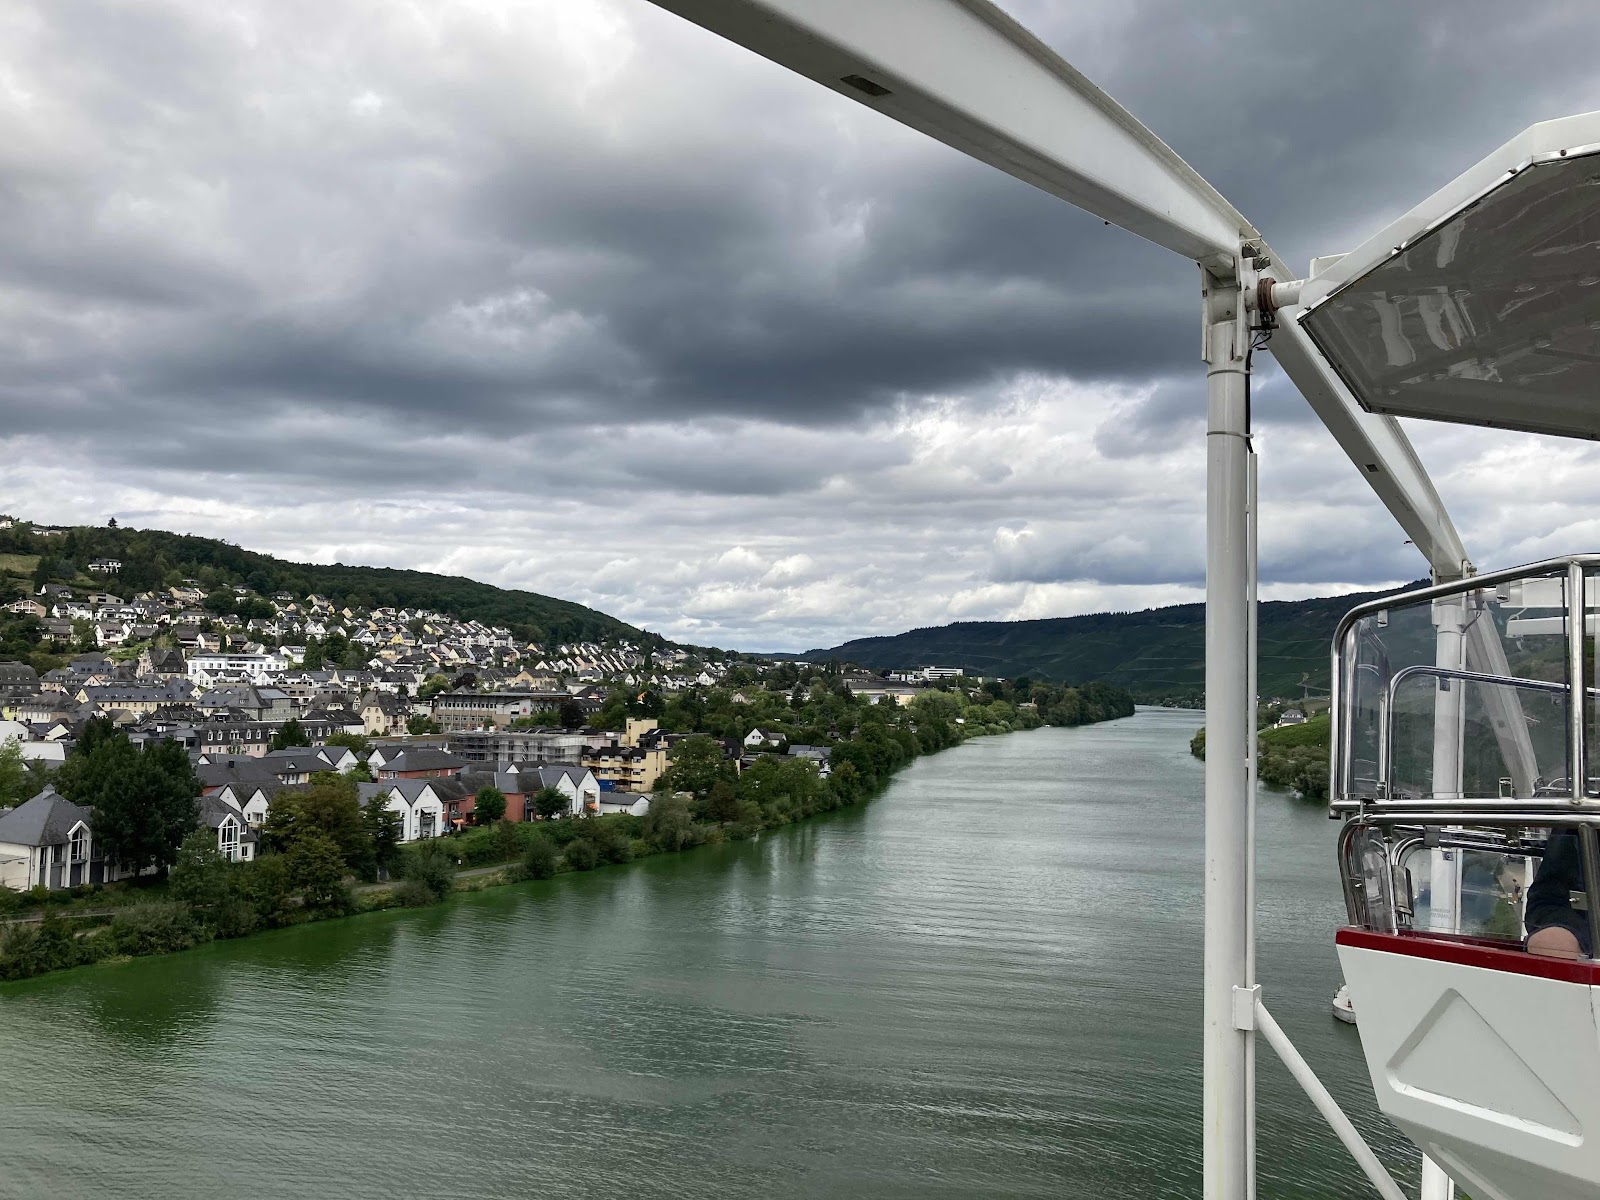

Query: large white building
188,651,287,688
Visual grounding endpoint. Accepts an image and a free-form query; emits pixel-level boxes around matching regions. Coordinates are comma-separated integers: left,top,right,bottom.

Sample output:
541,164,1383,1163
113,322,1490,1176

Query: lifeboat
1331,557,1600,1200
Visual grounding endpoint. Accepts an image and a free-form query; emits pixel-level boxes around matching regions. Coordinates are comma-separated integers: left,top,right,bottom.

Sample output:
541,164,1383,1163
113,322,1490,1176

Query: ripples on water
0,709,1415,1199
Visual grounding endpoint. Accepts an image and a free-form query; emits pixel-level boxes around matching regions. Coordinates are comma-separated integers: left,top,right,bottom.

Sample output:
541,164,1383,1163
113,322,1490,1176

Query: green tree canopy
474,785,507,824
362,794,403,879
269,719,310,751
531,786,569,821
262,775,372,876
0,740,33,807
57,733,199,874
657,734,733,800
325,730,371,755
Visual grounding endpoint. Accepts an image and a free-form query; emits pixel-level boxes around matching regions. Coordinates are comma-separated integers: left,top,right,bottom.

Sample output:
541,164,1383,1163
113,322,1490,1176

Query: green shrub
589,822,633,865
393,880,438,908
401,840,457,901
563,839,599,872
522,836,559,881
239,855,296,928
109,903,207,957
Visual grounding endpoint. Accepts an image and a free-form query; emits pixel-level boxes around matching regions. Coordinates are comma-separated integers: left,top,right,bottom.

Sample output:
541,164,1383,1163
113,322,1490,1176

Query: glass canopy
1301,150,1600,440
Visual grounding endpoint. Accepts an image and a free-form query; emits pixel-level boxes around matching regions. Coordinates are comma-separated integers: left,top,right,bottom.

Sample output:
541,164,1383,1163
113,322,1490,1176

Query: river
0,708,1415,1199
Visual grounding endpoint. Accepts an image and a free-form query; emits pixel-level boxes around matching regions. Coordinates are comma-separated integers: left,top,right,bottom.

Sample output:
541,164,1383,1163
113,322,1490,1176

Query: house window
219,820,240,861
69,829,88,863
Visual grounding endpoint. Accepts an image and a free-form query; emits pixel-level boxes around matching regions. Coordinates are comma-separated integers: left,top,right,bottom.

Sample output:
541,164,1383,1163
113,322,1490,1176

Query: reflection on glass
1302,151,1600,440
1338,570,1571,803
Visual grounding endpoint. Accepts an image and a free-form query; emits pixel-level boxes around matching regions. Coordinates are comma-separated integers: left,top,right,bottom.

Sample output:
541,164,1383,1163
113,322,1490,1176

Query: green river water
0,707,1417,1198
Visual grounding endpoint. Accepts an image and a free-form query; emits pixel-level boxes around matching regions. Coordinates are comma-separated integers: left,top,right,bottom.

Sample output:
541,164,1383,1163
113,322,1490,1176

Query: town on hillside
0,523,1106,894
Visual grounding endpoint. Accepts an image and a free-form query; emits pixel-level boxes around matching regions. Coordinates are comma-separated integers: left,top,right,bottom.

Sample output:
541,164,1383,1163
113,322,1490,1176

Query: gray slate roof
0,788,90,847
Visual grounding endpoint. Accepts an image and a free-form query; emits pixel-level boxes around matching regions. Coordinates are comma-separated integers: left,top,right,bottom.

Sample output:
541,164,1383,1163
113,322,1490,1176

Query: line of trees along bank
0,674,1134,983
1190,711,1332,802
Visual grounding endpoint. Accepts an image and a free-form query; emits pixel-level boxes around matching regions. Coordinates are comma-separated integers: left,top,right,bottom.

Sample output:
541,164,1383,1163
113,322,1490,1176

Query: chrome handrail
1333,554,1600,811
1378,665,1568,802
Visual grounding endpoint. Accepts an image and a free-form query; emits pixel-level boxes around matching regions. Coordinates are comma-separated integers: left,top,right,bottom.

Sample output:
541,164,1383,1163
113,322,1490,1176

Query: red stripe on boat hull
1336,927,1600,985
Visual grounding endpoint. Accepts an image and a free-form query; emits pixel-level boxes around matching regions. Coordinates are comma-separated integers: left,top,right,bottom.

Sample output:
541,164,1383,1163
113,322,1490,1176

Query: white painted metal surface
1269,313,1469,582
647,0,1272,274
1203,275,1252,1200
1339,944,1600,1200
1298,112,1600,311
1255,998,1408,1200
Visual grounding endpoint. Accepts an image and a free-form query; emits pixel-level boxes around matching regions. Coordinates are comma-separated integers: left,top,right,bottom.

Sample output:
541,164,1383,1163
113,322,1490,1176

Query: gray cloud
3,0,1600,648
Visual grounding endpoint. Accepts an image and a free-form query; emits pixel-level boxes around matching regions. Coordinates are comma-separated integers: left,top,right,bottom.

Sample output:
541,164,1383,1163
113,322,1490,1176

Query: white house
198,794,257,862
508,764,601,816
357,781,446,841
743,728,780,748
594,794,651,817
0,788,125,891
188,651,288,688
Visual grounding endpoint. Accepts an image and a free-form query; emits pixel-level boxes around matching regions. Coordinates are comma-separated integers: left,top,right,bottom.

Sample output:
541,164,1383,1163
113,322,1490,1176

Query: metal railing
1332,554,1600,812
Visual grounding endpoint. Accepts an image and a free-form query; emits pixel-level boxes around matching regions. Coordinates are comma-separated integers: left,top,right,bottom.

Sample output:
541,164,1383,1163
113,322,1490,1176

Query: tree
169,829,236,912
59,734,199,875
418,674,450,700
474,786,507,824
269,719,310,751
362,795,403,880
558,699,585,730
522,835,559,880
658,734,733,800
261,775,371,876
325,731,371,755
532,786,569,821
644,793,695,852
702,780,740,825
285,833,349,912
0,740,32,807
407,714,440,736
107,517,118,528
401,839,456,901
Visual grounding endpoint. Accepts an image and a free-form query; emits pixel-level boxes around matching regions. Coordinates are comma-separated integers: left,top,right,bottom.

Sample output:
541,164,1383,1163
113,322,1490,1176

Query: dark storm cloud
5,0,1600,644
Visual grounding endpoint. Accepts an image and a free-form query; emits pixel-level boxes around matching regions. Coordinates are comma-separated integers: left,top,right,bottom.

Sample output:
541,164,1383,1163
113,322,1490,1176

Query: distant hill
0,520,651,648
806,582,1425,701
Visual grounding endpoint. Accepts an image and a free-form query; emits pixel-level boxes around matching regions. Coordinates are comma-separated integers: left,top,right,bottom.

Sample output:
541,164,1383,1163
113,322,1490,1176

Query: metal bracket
1232,984,1261,1031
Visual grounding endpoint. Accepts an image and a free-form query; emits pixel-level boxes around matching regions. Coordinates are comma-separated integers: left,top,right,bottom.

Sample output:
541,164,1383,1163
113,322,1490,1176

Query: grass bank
1190,712,1331,801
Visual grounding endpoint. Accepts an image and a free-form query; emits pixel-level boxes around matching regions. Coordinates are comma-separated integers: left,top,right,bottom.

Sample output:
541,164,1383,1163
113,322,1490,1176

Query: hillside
0,520,651,648
807,582,1425,701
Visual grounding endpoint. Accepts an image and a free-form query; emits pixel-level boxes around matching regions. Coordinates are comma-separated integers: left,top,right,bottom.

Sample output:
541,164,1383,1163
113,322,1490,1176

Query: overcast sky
4,1,1600,650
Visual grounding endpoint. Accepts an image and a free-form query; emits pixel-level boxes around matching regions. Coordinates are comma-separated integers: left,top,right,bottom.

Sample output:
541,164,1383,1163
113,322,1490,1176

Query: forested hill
1,521,649,647
807,581,1427,701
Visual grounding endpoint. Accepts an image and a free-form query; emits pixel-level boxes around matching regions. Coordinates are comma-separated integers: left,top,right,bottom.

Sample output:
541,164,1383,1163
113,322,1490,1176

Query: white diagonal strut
636,5,1460,1198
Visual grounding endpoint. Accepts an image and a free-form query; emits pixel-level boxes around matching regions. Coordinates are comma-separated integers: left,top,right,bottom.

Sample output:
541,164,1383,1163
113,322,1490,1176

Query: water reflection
0,713,1413,1200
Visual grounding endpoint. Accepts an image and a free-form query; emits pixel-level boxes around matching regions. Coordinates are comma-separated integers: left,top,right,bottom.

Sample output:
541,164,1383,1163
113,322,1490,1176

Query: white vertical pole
1429,598,1465,937
1203,269,1251,1200
1244,442,1259,1200
1421,1156,1454,1200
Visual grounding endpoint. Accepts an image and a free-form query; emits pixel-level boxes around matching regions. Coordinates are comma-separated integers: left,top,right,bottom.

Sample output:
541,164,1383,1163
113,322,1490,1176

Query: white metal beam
646,0,1268,274
1270,312,1471,582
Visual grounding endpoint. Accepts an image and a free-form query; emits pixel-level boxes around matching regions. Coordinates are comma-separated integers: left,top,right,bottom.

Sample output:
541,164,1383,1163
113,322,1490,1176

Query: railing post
1203,265,1252,1200
1569,560,1587,803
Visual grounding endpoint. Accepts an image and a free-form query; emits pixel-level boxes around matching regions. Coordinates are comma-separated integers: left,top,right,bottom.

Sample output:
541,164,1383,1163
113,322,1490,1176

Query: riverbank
0,708,1407,1200
1189,711,1331,800
0,684,1136,983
